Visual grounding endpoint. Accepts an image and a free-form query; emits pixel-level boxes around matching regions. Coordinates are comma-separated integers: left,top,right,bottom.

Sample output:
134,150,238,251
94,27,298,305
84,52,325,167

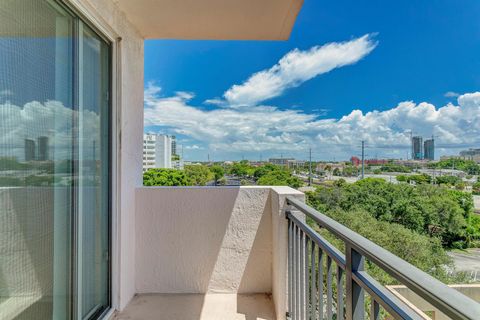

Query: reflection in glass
0,1,110,319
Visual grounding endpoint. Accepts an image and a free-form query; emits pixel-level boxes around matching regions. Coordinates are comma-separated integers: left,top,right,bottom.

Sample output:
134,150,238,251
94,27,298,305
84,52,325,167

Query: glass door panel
77,21,110,320
0,1,74,319
0,1,111,319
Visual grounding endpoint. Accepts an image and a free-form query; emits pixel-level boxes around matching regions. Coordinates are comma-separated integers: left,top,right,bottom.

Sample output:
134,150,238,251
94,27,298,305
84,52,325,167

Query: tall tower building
424,138,435,161
37,136,49,161
171,135,177,157
412,136,423,160
24,139,36,161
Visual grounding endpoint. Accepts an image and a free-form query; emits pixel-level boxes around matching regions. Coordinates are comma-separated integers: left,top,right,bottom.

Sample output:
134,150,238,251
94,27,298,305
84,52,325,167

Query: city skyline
143,0,480,161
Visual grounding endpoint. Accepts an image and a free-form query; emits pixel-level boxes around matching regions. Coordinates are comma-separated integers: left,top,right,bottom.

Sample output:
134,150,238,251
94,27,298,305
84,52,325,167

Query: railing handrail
286,196,480,320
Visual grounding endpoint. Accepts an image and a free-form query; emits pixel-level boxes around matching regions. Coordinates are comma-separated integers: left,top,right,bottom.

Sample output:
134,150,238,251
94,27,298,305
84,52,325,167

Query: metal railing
286,196,480,320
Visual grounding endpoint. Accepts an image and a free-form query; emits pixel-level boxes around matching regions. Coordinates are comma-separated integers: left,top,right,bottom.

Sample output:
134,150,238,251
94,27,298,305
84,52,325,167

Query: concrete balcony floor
114,293,275,320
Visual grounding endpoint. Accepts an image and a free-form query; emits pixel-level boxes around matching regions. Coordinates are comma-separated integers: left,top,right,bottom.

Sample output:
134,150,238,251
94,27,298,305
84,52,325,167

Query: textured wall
135,187,273,294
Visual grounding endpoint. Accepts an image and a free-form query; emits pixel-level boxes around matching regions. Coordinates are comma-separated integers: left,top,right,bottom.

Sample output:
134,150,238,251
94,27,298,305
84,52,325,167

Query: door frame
58,1,122,318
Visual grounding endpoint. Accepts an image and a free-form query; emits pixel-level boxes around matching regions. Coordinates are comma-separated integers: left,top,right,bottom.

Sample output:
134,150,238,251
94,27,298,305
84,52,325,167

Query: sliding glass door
0,1,111,319
76,20,111,320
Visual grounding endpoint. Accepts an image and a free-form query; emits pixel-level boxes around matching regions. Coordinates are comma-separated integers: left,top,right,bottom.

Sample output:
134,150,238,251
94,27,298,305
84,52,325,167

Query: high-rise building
171,135,177,157
37,136,49,161
143,133,173,171
424,138,435,161
24,139,36,161
412,136,423,160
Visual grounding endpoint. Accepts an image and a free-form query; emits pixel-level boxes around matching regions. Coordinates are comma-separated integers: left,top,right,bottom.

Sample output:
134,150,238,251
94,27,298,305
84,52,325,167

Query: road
474,195,480,214
448,248,480,281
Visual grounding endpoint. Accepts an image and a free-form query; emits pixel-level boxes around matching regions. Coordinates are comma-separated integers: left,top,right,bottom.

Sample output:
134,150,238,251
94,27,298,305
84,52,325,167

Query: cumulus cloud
144,83,480,158
445,91,460,98
0,100,101,160
222,34,377,107
0,89,13,97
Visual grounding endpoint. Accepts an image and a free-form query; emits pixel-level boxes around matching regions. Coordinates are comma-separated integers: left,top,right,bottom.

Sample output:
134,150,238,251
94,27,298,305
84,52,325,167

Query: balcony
2,1,480,320
110,186,480,320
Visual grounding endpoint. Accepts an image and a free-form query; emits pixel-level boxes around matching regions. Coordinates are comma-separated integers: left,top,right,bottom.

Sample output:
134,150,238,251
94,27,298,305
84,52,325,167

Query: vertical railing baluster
300,231,305,320
293,226,300,320
310,243,316,320
337,266,344,319
305,236,309,318
370,298,380,320
288,220,293,319
346,245,365,320
318,247,323,320
326,256,333,320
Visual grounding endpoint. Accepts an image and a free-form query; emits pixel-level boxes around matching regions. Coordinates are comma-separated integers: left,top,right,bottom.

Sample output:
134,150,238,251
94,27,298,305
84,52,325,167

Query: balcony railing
285,196,480,320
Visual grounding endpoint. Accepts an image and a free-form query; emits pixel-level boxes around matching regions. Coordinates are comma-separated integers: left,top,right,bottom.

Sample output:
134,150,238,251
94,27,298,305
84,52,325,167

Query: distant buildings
143,133,176,171
440,148,480,164
409,135,435,161
459,148,480,163
268,158,294,166
424,138,435,161
24,139,36,161
268,158,305,169
37,136,49,161
350,156,388,166
171,135,177,157
23,137,49,161
412,136,423,160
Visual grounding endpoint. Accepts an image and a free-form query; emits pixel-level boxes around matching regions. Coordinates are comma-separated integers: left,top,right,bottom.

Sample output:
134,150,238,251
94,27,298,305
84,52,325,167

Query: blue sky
143,0,480,161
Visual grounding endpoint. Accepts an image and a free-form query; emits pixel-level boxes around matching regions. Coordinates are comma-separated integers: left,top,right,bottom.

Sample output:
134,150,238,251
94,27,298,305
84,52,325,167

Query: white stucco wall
73,0,144,310
135,187,272,294
135,186,303,319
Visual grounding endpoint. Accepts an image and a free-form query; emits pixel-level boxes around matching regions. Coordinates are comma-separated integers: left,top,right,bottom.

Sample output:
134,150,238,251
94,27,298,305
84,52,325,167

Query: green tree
305,206,455,284
257,170,302,188
185,165,213,186
253,163,278,178
210,165,225,185
473,181,480,195
435,175,462,186
379,164,412,173
229,160,253,177
143,168,191,186
430,158,480,175
307,178,477,248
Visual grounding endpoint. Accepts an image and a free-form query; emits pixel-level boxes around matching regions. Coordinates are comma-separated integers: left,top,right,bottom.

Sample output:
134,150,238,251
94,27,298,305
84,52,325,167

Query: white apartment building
143,133,173,171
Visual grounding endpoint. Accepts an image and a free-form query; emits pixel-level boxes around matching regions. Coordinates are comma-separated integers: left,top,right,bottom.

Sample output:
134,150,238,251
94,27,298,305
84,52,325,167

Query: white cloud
185,145,202,150
445,91,460,98
0,89,13,96
222,34,377,107
0,100,101,160
144,83,480,159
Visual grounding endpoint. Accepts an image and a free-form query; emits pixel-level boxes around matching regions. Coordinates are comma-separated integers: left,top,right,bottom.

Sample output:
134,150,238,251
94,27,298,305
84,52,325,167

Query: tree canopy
143,168,191,186
184,165,213,186
210,165,225,185
429,158,480,175
307,178,477,248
